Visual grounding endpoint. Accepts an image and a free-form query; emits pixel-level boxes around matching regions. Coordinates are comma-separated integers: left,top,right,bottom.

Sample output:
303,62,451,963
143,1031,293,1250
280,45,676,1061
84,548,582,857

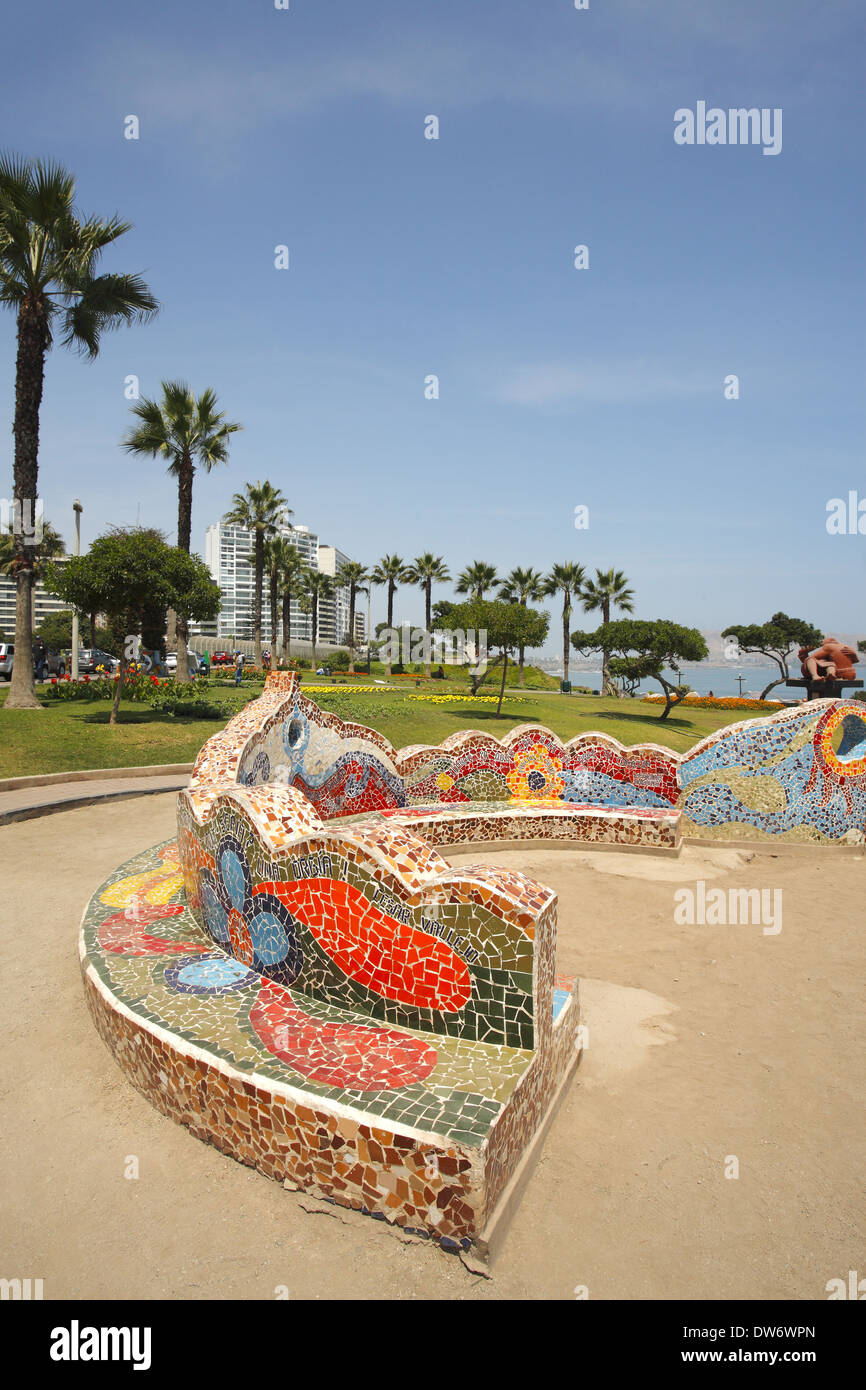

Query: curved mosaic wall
195,674,866,845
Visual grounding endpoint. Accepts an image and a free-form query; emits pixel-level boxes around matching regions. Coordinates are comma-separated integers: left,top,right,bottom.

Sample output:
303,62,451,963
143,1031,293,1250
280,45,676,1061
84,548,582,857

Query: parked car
0,644,70,679
43,649,67,677
76,648,118,675
211,651,233,665
165,651,205,676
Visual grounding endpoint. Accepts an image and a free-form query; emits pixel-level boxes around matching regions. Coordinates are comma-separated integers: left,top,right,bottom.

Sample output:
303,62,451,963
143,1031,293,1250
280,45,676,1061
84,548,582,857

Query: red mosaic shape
98,908,207,957
250,979,438,1091
258,877,473,1012
228,908,255,965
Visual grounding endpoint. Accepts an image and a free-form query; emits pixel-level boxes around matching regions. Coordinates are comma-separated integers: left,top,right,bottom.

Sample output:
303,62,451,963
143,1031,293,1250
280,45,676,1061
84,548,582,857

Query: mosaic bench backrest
676,699,866,844
177,781,556,1052
189,674,866,845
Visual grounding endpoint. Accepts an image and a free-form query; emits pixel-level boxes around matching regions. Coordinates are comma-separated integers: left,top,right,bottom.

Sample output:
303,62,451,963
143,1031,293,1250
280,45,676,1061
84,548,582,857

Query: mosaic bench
221,673,866,846
79,676,866,1263
80,683,584,1258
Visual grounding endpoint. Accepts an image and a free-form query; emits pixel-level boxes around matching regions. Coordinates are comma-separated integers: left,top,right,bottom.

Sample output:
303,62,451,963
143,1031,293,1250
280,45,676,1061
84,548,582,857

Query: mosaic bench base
364,799,682,852
80,839,582,1258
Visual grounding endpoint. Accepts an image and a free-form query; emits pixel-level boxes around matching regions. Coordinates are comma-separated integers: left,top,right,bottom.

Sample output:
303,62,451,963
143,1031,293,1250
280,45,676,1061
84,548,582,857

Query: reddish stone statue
799,638,859,685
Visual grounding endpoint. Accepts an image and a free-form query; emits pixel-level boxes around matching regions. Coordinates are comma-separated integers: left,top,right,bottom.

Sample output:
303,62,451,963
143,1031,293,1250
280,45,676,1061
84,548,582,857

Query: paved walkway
0,771,190,824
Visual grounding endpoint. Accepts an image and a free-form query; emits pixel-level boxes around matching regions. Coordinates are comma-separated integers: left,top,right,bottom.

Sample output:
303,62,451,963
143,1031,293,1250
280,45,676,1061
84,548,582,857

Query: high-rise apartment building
317,544,366,648
193,520,364,651
0,553,72,637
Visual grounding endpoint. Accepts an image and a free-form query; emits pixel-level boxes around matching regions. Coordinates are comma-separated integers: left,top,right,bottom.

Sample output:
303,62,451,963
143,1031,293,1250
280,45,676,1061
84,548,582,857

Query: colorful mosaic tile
81,676,865,1262
678,700,866,843
81,837,581,1251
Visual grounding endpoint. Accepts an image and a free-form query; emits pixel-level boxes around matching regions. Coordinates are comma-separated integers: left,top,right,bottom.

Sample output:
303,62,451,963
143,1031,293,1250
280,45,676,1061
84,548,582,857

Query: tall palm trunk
424,582,432,677
518,595,527,687
172,454,194,684
311,595,318,672
269,569,278,665
385,584,396,677
562,596,571,684
348,587,356,674
601,598,614,696
7,300,49,709
282,589,292,663
253,531,264,667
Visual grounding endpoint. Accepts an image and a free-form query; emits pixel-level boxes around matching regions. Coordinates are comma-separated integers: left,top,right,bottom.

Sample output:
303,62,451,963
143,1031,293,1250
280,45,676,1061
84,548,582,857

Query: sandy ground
1,794,863,1301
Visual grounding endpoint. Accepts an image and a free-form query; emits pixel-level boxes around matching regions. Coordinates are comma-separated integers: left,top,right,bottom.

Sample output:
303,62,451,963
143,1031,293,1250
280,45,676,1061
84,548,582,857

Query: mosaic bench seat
339,799,682,852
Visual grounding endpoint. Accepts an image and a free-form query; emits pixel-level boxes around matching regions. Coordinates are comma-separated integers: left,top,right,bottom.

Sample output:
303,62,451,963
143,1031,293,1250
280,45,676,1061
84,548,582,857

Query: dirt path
1,796,862,1300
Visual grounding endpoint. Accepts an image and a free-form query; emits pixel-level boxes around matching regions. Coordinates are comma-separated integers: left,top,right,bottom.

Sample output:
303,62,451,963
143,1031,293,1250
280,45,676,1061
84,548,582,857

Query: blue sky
1,0,864,647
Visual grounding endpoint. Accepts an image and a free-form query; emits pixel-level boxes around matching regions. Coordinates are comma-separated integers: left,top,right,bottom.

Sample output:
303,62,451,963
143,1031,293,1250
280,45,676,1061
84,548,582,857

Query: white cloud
493,359,711,406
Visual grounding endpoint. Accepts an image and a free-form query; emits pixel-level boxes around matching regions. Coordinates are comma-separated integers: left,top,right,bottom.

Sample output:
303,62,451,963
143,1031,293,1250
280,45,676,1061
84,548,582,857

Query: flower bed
641,694,784,711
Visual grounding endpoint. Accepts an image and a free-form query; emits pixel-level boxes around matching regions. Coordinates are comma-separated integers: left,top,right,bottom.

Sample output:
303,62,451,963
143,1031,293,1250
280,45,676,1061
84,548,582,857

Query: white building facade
0,554,72,637
192,520,364,652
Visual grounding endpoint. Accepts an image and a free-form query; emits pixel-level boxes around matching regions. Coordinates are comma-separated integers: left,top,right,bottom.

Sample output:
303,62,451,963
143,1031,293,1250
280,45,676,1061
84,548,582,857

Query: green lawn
0,677,761,779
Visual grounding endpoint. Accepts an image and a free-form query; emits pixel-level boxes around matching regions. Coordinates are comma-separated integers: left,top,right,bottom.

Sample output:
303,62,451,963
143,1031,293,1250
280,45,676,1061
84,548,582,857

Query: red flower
51,678,57,685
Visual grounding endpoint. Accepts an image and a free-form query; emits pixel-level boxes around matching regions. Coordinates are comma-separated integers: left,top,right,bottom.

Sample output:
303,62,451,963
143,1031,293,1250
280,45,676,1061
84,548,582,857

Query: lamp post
736,672,745,696
71,500,82,680
366,587,371,676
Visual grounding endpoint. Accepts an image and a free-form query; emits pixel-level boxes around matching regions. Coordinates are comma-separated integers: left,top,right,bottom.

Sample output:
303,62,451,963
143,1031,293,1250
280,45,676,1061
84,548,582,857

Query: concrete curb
0,763,193,793
0,781,188,826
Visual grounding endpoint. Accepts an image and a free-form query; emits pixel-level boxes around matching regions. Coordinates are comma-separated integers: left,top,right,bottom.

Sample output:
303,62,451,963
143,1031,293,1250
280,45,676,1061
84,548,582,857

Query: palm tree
123,382,241,682
581,567,635,696
271,538,306,664
403,553,450,676
299,569,334,673
543,562,586,687
370,554,408,677
339,560,369,673
455,561,498,602
224,482,290,667
0,155,159,708
498,566,544,686
257,536,284,662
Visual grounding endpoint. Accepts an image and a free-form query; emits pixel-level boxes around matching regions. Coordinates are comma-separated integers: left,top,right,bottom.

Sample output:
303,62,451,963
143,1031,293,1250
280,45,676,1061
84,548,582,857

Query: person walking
234,652,244,687
32,636,46,682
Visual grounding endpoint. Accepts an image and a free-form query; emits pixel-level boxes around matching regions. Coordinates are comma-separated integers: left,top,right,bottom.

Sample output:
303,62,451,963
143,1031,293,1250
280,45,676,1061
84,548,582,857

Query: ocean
563,664,787,699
